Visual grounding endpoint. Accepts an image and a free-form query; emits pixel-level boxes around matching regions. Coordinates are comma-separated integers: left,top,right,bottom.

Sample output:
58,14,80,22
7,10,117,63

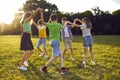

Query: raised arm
39,8,46,25
61,21,74,29
25,8,40,22
73,19,82,28
32,20,38,27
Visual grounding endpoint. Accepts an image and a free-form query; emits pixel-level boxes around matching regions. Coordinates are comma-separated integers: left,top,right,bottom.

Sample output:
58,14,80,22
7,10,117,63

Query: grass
0,35,120,80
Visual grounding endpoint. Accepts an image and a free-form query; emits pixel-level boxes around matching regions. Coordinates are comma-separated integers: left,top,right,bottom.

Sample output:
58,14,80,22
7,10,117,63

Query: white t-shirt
80,24,91,37
64,26,70,37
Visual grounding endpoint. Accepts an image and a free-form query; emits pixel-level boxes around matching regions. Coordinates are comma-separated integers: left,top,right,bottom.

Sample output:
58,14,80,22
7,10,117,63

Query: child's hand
39,8,44,13
75,18,79,21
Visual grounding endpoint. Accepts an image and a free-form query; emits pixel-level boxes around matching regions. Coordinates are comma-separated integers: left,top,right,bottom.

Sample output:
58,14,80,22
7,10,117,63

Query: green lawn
0,35,120,80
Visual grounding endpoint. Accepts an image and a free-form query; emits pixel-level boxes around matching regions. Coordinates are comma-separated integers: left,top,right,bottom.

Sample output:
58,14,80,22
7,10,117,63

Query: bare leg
70,48,74,59
83,48,88,62
59,53,64,67
62,48,67,59
89,46,94,62
37,47,43,53
19,50,29,66
45,56,58,67
44,48,48,56
27,50,33,59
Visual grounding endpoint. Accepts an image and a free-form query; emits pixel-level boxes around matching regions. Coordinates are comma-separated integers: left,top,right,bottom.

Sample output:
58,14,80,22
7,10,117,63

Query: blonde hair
82,17,92,29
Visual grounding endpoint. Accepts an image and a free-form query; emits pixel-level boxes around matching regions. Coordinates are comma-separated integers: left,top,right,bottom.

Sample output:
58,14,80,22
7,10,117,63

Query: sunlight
0,0,25,24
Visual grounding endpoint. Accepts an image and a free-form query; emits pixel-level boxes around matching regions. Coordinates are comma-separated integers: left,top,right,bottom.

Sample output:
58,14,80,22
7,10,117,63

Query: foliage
0,0,120,35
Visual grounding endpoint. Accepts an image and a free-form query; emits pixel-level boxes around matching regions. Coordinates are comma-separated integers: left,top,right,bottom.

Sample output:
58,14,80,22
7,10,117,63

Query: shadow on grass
86,63,120,80
19,61,85,80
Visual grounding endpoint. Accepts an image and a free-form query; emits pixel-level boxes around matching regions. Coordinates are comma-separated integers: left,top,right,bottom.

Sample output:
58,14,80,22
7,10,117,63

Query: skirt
20,33,34,50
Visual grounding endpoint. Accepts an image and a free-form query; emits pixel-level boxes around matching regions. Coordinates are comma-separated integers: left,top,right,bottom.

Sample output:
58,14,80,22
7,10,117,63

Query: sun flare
0,0,25,24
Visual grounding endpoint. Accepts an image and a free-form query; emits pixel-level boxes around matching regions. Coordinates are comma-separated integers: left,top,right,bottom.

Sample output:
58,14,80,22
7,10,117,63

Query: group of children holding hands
18,7,95,74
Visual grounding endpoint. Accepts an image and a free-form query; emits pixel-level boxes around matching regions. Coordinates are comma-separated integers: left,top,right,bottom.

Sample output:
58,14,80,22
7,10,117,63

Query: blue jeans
83,36,93,48
50,40,61,57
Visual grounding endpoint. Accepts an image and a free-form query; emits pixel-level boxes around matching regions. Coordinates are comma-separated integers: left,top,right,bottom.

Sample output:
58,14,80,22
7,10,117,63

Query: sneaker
40,66,47,73
18,65,27,71
63,58,66,61
39,53,44,57
81,61,86,68
24,61,29,67
61,67,68,74
92,61,96,65
45,55,49,58
71,57,75,61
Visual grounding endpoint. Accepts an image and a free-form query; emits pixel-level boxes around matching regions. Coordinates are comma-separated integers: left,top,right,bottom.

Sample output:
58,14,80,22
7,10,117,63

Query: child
39,9,68,74
61,17,75,60
74,17,95,68
33,19,49,58
18,8,40,71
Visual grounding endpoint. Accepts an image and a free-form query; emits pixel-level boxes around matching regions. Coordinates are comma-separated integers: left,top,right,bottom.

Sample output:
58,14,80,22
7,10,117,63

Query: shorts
63,37,72,49
50,40,61,57
83,36,93,48
36,38,46,48
20,33,34,50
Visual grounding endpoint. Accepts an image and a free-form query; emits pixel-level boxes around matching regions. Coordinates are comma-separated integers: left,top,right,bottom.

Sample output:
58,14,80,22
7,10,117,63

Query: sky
0,0,25,24
0,0,120,24
46,0,120,13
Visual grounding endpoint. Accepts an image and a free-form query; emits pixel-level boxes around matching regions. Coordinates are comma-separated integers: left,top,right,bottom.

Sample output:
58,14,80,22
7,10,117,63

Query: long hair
20,11,32,24
82,17,92,29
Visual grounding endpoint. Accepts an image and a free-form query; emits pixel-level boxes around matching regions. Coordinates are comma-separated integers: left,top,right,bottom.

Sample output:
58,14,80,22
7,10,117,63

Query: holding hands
74,18,82,23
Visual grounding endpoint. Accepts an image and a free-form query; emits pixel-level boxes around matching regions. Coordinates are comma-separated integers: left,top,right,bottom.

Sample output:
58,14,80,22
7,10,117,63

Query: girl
74,17,95,68
18,8,40,71
33,19,49,58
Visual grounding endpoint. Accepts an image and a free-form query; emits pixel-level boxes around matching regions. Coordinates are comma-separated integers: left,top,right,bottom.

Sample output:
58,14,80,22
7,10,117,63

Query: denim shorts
36,38,46,48
50,40,61,57
83,36,93,48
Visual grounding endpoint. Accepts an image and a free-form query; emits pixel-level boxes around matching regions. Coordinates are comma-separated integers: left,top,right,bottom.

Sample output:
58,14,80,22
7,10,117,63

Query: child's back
46,22,62,41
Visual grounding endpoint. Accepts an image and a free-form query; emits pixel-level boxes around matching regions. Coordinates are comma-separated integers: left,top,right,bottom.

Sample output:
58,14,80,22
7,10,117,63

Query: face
82,19,86,24
62,19,68,25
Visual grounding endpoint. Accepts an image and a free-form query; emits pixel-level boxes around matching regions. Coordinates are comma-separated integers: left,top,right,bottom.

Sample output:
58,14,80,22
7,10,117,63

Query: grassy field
0,35,120,80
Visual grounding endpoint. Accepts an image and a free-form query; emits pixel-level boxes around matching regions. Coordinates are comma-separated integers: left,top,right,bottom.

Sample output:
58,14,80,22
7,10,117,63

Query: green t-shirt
46,22,62,41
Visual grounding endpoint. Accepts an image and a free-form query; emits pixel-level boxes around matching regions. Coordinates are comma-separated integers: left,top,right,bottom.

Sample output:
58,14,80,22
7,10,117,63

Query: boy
39,9,68,74
61,18,75,61
33,19,49,58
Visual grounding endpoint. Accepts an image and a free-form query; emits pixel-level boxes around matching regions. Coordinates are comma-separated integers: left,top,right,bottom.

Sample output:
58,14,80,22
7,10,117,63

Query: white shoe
82,61,86,68
71,58,75,61
92,61,96,65
45,55,49,58
18,65,27,71
24,61,29,67
39,53,44,57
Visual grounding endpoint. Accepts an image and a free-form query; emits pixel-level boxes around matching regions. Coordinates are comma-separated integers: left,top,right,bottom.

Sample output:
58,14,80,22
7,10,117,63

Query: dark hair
82,17,92,29
20,12,32,24
62,17,68,21
50,14,58,21
37,19,42,24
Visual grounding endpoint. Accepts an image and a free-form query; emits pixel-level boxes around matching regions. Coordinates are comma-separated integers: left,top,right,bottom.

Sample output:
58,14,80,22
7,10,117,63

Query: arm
39,8,46,25
75,18,82,23
25,8,40,22
63,21,75,28
32,20,38,27
73,19,82,28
